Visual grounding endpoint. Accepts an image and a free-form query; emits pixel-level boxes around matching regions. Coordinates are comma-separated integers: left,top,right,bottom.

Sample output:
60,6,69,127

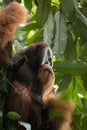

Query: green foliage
24,0,32,11
1,0,87,129
61,0,74,15
53,10,67,58
44,11,54,45
7,111,21,120
54,60,87,75
36,0,51,27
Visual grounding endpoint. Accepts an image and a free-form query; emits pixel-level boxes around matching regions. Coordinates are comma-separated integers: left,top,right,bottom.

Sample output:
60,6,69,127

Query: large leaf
53,11,67,58
44,11,54,45
54,61,87,75
24,0,32,11
73,16,87,38
64,33,77,61
61,0,74,14
60,0,75,22
36,0,51,27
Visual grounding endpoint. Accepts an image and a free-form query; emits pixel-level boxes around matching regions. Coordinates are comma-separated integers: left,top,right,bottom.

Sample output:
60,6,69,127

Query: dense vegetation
1,0,87,129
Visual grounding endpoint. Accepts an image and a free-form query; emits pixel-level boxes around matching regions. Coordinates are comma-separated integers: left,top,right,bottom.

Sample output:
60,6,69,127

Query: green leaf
59,74,72,91
53,11,67,58
7,111,21,120
61,87,72,100
24,0,32,11
22,23,40,31
54,60,87,75
64,33,77,61
44,11,54,45
28,30,43,44
76,9,87,26
79,43,87,59
36,0,51,27
61,0,74,14
73,17,87,38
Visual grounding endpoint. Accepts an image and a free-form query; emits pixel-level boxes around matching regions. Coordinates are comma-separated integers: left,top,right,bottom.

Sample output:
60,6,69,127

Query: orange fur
0,2,75,130
38,64,75,130
0,2,27,48
5,64,74,130
44,94,74,130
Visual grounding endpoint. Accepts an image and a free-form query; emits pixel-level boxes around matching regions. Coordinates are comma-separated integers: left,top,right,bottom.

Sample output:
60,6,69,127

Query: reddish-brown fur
5,64,74,130
0,2,74,130
0,2,27,48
